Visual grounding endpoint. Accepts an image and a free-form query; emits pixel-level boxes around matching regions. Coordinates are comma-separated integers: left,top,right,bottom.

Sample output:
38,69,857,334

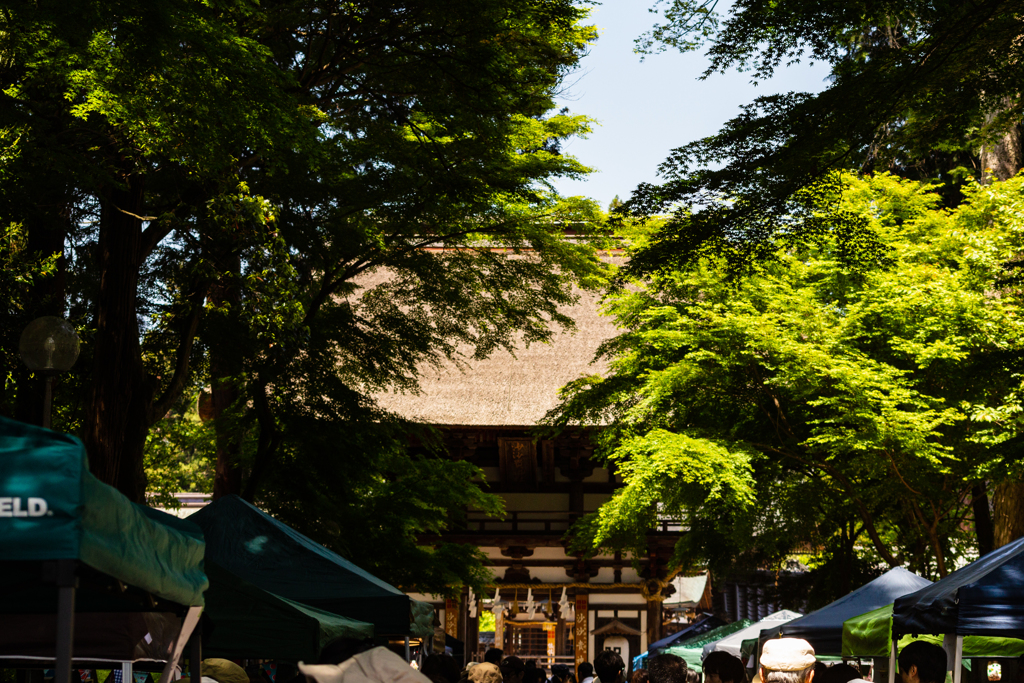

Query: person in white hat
759,639,817,683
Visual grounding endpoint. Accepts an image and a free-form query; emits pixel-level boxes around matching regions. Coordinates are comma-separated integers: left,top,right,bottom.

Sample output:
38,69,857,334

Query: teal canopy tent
665,620,755,671
191,495,430,636
202,561,373,661
0,417,208,683
634,620,753,671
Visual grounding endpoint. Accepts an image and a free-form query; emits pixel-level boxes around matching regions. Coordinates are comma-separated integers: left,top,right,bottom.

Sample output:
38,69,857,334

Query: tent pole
953,636,963,683
54,560,77,683
161,606,203,681
405,636,411,663
189,618,203,680
888,638,897,683
122,661,133,683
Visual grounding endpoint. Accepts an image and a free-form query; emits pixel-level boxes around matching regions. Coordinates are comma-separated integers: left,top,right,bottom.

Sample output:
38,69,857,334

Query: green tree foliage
623,0,1024,275
0,0,605,593
144,395,216,510
547,173,1024,581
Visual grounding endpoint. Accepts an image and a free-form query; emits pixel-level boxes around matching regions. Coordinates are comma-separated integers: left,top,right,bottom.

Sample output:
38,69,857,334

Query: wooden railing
456,510,686,534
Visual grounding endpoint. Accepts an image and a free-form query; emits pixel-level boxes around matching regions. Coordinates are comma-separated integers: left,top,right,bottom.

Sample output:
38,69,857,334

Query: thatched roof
374,256,624,427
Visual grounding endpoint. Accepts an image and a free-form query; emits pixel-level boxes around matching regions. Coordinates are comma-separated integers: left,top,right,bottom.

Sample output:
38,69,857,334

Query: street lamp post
19,316,80,429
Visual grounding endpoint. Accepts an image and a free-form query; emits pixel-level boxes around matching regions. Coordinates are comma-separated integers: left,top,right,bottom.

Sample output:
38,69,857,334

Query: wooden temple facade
410,425,699,669
376,256,708,669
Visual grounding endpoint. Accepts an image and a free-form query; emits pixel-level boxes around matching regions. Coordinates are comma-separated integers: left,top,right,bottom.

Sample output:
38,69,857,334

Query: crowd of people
290,631,951,683
419,634,951,683
417,646,693,683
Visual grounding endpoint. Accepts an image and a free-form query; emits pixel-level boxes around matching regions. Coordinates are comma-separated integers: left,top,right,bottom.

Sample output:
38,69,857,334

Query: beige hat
201,659,250,683
298,647,431,683
467,662,502,683
760,638,816,672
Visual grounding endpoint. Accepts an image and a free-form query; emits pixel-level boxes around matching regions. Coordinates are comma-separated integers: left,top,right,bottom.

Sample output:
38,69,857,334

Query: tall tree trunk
972,483,995,556
992,479,1024,549
209,253,243,499
980,107,1024,184
82,171,152,502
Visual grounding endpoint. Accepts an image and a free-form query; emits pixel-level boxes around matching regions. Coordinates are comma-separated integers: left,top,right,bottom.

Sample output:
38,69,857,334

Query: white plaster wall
588,610,596,664
619,568,642,583
589,593,647,605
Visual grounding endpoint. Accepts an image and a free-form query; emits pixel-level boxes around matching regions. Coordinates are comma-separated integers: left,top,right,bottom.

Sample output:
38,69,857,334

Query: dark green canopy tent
202,561,373,661
0,417,208,683
191,495,429,637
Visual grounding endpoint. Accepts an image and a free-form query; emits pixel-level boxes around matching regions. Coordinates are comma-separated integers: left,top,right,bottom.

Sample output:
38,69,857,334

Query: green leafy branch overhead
548,172,1024,580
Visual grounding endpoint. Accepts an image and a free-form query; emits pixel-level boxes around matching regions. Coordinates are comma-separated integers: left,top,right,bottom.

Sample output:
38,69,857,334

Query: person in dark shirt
703,652,746,683
648,654,688,683
595,650,626,683
898,642,947,683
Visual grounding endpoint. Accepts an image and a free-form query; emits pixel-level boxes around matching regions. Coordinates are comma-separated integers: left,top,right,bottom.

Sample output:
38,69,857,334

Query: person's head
502,656,528,683
201,659,250,683
524,660,546,683
596,650,627,683
758,639,816,683
898,642,947,683
821,664,860,683
687,671,701,683
552,665,573,683
630,671,650,683
648,654,688,683
703,652,747,683
422,653,462,683
469,662,503,683
579,663,595,681
485,648,505,665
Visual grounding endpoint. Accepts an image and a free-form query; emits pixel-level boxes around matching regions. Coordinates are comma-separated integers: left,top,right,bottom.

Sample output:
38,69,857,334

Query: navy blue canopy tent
646,614,726,655
759,567,932,655
893,535,1024,640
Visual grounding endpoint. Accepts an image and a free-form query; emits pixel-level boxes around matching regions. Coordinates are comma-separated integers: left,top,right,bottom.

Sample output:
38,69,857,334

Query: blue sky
551,0,831,209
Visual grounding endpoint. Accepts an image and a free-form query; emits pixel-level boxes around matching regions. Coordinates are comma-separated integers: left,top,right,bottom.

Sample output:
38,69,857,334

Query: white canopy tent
702,610,803,662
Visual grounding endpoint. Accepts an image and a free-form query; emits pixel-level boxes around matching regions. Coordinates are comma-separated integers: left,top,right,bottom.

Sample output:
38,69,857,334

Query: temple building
377,254,706,670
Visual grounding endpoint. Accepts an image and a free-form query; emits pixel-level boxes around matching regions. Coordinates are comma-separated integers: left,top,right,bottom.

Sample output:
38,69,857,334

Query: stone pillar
575,593,589,669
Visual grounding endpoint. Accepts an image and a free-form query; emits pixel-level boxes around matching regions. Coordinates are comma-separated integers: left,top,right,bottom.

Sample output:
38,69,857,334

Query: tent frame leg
952,635,963,683
161,606,203,681
54,560,77,683
189,619,203,680
123,661,133,683
405,637,411,663
888,638,897,683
